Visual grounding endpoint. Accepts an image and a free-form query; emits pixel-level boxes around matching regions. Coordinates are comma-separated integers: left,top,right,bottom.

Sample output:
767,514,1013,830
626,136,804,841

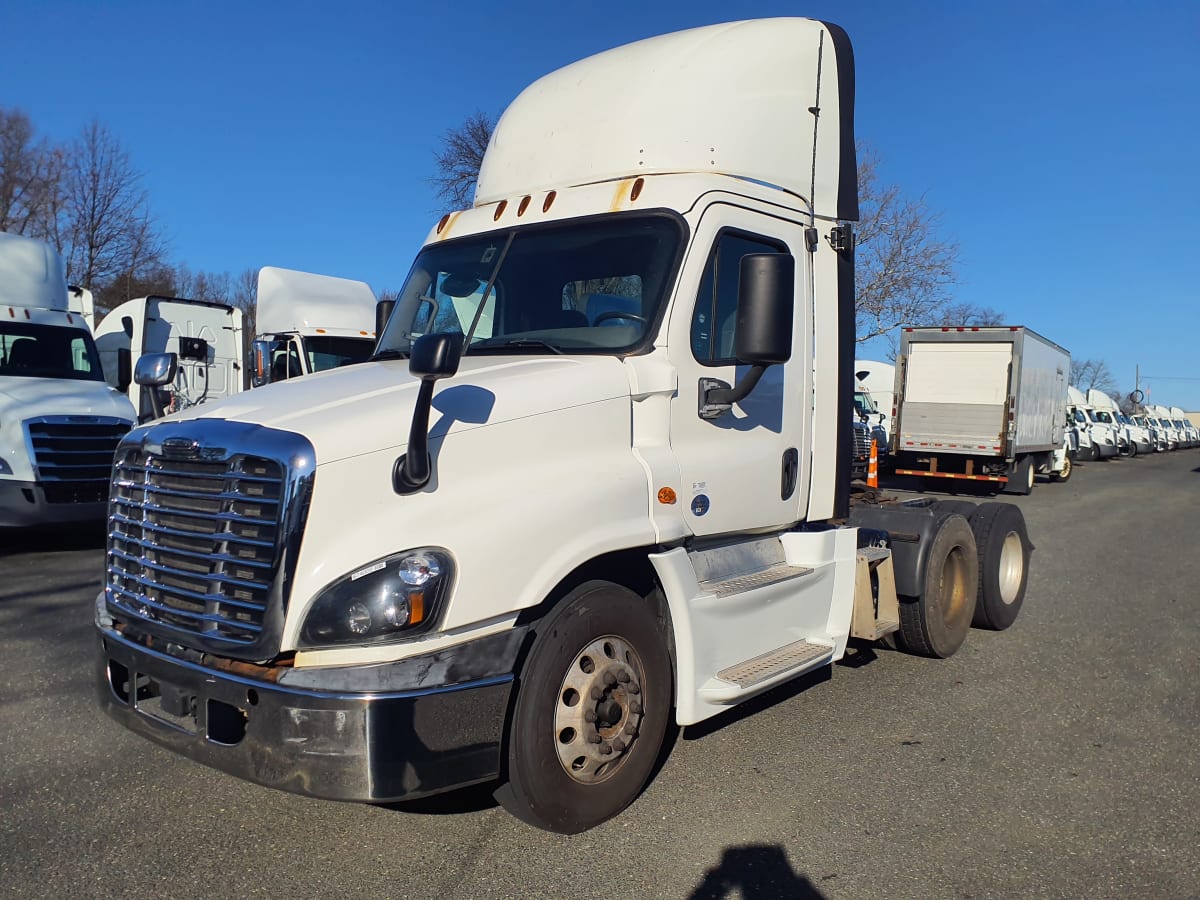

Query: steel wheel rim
1061,454,1072,478
553,636,645,784
942,545,972,629
998,531,1025,604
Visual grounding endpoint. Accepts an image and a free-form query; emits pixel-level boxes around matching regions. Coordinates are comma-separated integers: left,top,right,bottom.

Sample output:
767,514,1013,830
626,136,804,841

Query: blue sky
3,0,1198,408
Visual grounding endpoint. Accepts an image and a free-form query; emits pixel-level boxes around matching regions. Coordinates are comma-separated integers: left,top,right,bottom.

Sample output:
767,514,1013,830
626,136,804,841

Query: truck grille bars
25,417,130,504
105,421,315,662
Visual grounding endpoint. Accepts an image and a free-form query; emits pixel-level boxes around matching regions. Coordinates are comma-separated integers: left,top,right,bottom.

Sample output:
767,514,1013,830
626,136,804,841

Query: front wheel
496,581,672,833
1051,452,1072,482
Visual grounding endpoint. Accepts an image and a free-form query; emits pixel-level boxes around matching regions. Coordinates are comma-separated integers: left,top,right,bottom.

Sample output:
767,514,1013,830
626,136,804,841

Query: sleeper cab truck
95,295,245,422
0,231,135,527
890,326,1070,494
94,19,1034,834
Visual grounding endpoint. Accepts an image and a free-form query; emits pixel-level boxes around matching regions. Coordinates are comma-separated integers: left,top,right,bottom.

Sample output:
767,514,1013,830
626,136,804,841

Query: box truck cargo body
892,326,1069,493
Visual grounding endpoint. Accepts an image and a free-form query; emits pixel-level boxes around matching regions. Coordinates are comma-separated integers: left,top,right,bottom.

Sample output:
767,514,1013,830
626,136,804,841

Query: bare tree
937,302,1004,327
0,108,56,236
233,267,258,338
430,111,495,209
1070,358,1120,398
58,120,165,288
854,144,962,344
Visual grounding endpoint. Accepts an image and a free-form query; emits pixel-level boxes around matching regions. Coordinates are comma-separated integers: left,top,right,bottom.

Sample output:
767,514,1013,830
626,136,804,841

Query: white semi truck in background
1088,388,1150,456
95,19,1036,834
890,326,1070,493
251,266,378,384
95,295,245,422
1,232,135,527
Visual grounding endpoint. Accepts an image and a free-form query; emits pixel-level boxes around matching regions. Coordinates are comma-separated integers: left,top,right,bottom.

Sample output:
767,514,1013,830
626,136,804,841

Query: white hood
170,355,634,466
0,376,135,481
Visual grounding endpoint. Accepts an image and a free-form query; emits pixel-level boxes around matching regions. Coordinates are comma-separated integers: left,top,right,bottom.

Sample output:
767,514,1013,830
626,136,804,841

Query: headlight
299,548,453,648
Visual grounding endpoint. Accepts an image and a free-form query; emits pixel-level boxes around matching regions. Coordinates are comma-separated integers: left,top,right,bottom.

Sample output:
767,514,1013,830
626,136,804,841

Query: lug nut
630,700,642,714
611,737,627,752
587,731,601,744
599,741,613,755
584,710,597,723
617,670,630,683
590,686,604,700
626,682,641,695
624,722,637,735
603,671,617,686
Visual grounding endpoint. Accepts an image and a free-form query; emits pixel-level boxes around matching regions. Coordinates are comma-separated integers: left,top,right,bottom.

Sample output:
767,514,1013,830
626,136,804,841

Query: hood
175,355,634,466
0,376,136,423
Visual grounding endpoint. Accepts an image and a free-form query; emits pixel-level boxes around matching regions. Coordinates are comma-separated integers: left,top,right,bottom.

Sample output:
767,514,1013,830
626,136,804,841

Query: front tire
496,581,672,834
1050,452,1072,482
968,502,1032,630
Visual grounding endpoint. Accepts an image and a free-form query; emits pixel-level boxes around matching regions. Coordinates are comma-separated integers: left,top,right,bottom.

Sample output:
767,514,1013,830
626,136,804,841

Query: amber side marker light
657,487,677,505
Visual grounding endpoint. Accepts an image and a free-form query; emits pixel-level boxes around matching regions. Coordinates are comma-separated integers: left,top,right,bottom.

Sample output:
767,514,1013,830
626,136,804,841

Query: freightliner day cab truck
251,266,378,384
1,232,135,527
95,19,1036,833
891,326,1071,493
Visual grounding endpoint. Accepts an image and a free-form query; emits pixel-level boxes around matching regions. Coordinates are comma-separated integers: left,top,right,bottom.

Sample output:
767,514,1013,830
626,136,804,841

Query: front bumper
1096,442,1119,459
1,478,108,527
96,623,522,803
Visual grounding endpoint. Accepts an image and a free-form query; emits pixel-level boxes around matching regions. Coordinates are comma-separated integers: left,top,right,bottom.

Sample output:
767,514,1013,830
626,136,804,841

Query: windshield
1086,409,1100,422
853,390,877,417
376,214,683,357
1073,409,1087,423
1093,410,1114,424
0,322,104,381
304,335,374,372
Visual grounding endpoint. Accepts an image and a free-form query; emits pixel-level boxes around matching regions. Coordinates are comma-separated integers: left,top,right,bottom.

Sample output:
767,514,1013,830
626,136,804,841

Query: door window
690,231,786,365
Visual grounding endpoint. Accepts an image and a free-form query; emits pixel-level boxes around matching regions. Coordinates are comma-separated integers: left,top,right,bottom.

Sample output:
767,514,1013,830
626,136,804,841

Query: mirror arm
698,365,767,420
393,379,437,494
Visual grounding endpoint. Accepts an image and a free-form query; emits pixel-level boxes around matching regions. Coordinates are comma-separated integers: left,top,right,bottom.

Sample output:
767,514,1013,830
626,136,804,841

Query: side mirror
375,299,396,342
134,352,178,420
393,333,464,494
699,253,794,419
116,348,132,393
734,253,794,364
251,340,273,387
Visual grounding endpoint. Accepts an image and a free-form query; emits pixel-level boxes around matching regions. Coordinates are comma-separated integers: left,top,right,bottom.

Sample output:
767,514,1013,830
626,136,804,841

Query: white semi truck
1,232,135,527
251,266,378,384
890,326,1070,494
94,19,1036,833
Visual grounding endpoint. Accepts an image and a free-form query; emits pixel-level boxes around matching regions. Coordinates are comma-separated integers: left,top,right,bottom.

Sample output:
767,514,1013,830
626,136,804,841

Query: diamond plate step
715,639,833,690
699,561,813,598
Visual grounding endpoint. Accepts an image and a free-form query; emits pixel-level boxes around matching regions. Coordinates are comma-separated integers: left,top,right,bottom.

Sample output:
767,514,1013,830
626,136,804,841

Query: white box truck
94,19,1037,833
1,232,135,527
891,326,1070,493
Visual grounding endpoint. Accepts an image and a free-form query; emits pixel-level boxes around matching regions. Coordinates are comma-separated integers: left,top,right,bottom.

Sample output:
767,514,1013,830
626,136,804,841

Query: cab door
666,203,812,537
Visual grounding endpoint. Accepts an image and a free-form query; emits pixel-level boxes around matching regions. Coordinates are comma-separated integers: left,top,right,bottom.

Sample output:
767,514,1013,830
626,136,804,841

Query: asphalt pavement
2,449,1198,899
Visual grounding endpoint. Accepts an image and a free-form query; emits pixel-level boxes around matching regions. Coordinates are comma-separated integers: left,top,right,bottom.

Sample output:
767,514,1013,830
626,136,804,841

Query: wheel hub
554,636,644,783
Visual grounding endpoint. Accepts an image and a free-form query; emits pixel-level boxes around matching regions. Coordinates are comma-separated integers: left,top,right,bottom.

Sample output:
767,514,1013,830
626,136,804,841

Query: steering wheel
594,310,648,326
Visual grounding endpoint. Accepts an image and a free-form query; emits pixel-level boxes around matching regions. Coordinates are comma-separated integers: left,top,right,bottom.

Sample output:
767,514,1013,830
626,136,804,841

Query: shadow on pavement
0,523,107,556
690,844,827,899
682,666,832,741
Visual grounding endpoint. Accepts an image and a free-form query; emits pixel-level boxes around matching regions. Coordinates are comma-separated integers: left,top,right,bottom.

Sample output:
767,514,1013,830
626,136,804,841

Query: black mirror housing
116,348,132,393
409,332,463,380
375,299,396,341
734,253,794,365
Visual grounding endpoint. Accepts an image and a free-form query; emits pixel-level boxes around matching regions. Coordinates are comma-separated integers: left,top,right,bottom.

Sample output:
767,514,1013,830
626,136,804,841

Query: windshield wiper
371,348,409,361
471,339,564,355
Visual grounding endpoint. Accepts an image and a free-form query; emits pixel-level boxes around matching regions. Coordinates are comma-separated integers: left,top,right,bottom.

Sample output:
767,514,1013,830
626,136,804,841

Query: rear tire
495,581,672,834
1002,455,1034,495
969,502,1032,630
896,514,978,658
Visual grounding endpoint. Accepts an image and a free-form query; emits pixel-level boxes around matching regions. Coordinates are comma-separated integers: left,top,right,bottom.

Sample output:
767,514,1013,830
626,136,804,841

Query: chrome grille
851,421,872,459
104,420,315,661
26,417,130,503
